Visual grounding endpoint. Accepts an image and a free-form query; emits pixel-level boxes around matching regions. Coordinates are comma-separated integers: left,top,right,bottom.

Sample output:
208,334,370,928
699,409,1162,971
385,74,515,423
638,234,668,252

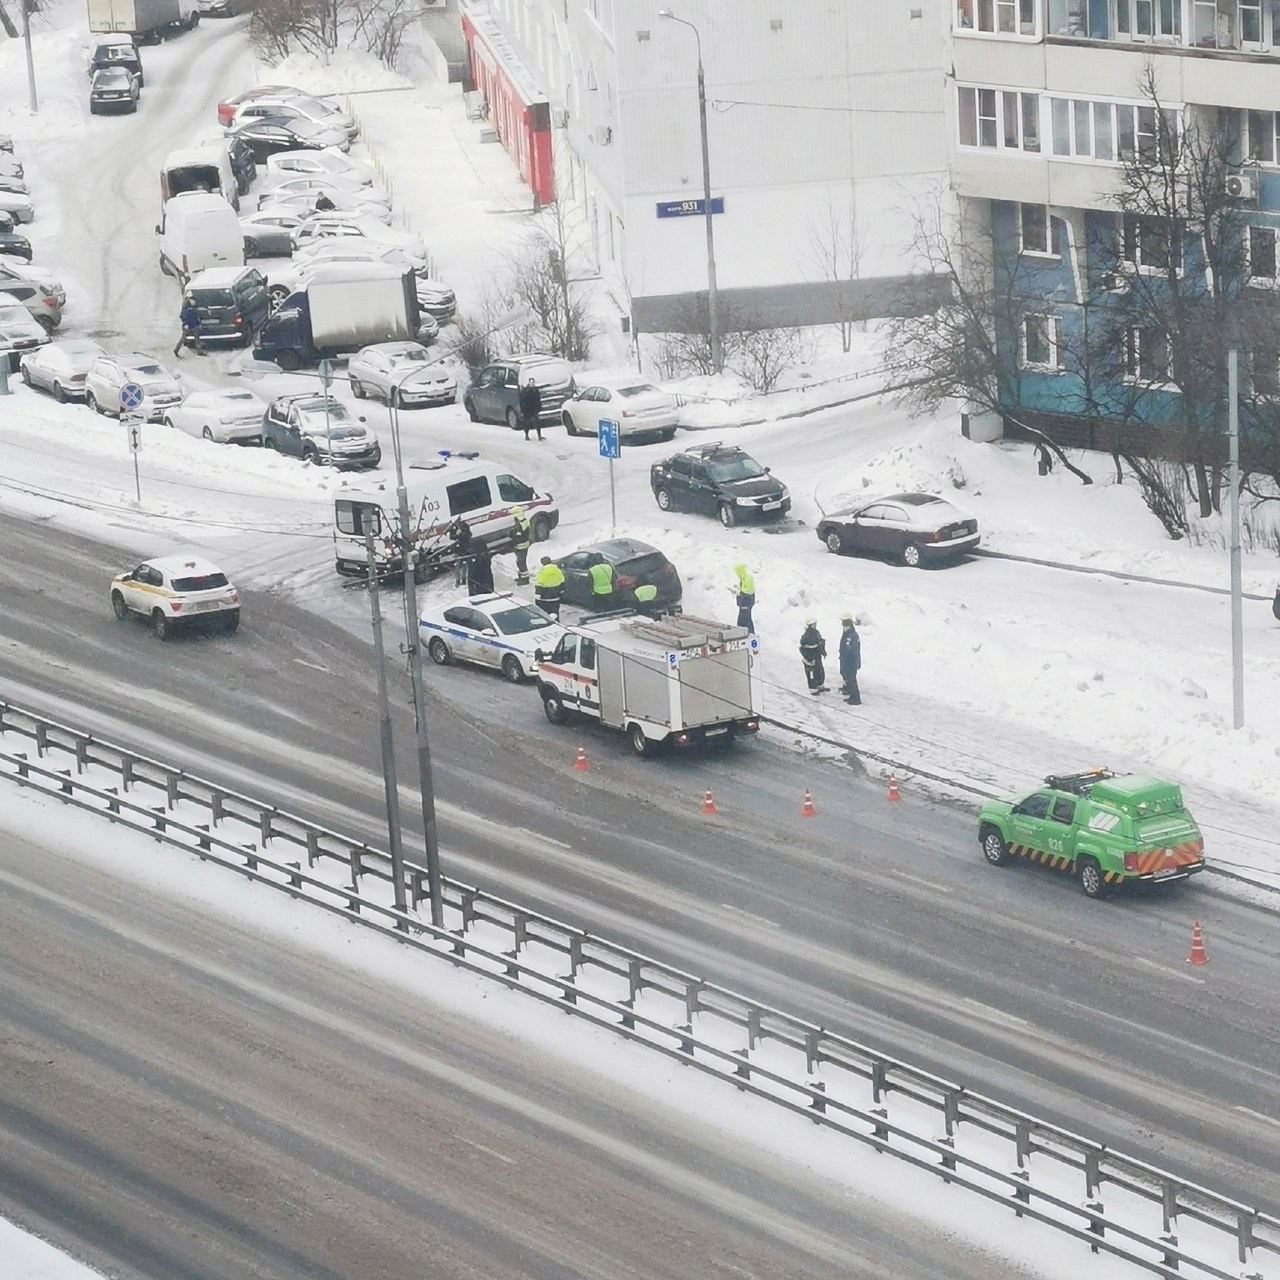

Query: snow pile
0,2,97,148
268,50,412,97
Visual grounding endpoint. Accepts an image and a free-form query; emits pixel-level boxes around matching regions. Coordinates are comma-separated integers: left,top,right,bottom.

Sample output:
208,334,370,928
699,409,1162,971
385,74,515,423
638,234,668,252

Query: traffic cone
1187,920,1208,966
886,774,901,802
700,788,717,815
801,787,816,818
573,745,589,772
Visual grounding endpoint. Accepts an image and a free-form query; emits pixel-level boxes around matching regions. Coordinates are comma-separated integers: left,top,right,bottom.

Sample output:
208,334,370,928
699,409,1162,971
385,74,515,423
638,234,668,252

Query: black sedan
816,493,980,568
0,229,31,261
555,539,683,611
228,117,350,161
89,67,140,115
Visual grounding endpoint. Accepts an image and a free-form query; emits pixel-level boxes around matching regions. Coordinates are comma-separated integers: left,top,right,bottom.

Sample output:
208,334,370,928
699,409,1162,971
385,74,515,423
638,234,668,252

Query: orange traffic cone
886,774,901,802
801,787,816,818
573,745,589,772
700,788,717,815
1187,920,1208,966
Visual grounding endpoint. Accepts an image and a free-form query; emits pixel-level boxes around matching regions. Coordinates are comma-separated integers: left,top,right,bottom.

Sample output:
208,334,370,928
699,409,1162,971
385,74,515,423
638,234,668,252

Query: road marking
1234,1106,1280,1131
960,997,1030,1030
890,870,953,895
1128,955,1206,984
717,903,782,931
458,1138,516,1164
292,658,330,673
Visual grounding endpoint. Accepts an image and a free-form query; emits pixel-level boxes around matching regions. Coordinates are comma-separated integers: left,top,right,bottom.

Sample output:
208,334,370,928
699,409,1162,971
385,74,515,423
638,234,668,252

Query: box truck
253,262,421,370
534,614,763,757
87,0,198,41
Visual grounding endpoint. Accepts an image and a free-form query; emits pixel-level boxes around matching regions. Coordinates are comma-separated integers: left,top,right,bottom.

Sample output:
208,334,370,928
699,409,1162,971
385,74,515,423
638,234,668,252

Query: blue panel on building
656,198,725,219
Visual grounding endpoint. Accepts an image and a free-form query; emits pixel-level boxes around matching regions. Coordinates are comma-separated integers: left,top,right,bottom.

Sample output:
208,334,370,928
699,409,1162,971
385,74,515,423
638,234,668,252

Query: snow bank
268,50,412,96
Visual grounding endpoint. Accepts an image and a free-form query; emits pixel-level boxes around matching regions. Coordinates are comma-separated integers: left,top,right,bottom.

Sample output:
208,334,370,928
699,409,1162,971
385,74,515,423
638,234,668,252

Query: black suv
649,443,790,528
88,38,144,87
183,267,270,346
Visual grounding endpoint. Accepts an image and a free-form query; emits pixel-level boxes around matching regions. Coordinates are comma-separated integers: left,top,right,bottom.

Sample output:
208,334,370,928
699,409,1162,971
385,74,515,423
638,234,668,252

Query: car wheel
655,487,673,512
202,427,215,441
162,415,175,428
111,591,128,621
718,503,736,529
86,392,102,415
542,690,568,725
628,723,650,758
151,609,171,641
34,315,55,334
349,378,365,399
824,528,845,554
1078,856,1111,900
302,443,319,464
530,514,551,543
243,237,259,257
263,435,278,451
980,827,1009,867
464,397,479,423
661,429,677,442
562,410,577,436
20,365,31,385
902,542,923,568
427,637,451,666
222,612,240,634
505,407,521,431
501,654,524,684
268,284,289,307
275,349,300,372
53,381,68,403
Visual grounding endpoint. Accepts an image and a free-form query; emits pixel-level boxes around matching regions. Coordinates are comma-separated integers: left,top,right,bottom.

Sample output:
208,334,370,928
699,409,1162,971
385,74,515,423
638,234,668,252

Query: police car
110,556,240,640
419,593,562,683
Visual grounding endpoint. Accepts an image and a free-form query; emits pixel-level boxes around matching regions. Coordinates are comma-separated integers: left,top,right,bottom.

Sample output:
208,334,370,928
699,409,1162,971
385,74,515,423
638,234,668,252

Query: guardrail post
512,912,528,953
684,979,703,1024
459,888,477,932
166,772,180,808
196,824,211,856
120,756,134,792
35,721,48,756
259,810,274,845
871,1058,887,1104
869,1107,889,1145
627,957,644,1004
75,738,88,773
12,751,28,778
677,1023,693,1055
1085,1148,1102,1199
747,1006,761,1050
152,808,167,837
411,867,427,909
210,791,223,826
305,829,319,867
1009,1168,1031,1217
943,1088,961,1139
345,885,361,914
808,1080,827,1118
1015,1118,1032,1169
350,844,364,882
733,1048,751,1086
105,786,119,815
58,769,72,795
288,861,302,890
1236,1212,1255,1266
1161,1180,1179,1231
566,934,583,977
805,1028,824,1075
935,1135,956,1182
1159,1232,1179,1270
243,844,258,872
1083,1200,1105,1253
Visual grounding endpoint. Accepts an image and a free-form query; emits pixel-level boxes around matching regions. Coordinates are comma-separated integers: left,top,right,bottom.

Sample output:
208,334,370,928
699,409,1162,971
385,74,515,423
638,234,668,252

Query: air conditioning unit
593,125,612,145
1100,271,1127,293
552,107,569,129
1225,171,1257,200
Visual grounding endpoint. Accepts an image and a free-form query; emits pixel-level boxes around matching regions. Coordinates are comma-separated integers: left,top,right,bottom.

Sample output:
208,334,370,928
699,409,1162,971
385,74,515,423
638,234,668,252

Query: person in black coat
799,618,827,694
467,542,494,596
838,613,862,704
449,518,473,586
517,376,544,441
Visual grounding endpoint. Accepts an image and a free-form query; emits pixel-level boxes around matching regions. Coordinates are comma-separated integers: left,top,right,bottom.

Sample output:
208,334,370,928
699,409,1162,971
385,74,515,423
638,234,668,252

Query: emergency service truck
534,613,762,757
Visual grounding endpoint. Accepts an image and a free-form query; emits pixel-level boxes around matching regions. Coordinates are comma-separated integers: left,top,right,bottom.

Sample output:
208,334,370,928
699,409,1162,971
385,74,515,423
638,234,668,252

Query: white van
160,146,238,211
332,453,560,576
156,192,244,282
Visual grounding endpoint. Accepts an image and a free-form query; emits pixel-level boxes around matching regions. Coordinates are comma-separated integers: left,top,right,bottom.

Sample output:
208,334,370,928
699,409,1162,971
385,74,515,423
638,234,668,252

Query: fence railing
0,698,1273,1280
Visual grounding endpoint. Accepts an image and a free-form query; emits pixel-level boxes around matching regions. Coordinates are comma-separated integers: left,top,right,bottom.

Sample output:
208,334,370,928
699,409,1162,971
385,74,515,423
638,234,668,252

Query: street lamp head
658,7,674,17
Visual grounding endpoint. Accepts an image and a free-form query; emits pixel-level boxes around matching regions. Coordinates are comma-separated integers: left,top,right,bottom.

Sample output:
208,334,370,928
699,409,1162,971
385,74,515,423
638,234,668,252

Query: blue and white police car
420,593,563,683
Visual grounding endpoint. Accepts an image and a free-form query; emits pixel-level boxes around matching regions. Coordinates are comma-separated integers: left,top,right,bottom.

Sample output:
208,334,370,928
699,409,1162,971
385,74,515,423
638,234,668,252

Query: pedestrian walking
838,612,862,704
467,542,494,596
729,562,755,631
518,375,544,441
1273,579,1280,622
799,618,827,695
511,505,532,584
587,555,614,608
450,517,474,587
174,296,205,358
533,555,565,618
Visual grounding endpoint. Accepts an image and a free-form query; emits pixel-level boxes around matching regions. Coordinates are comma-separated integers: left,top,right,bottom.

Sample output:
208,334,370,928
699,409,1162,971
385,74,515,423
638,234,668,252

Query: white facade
466,0,952,328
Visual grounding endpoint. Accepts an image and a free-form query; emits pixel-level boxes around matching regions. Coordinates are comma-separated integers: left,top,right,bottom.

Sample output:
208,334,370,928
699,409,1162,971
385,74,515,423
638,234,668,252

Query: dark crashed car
816,493,980,568
554,538,683,612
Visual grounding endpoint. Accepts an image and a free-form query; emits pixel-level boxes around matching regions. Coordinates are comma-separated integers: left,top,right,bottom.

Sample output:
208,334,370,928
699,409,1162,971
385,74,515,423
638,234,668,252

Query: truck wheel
628,723,650,757
530,514,551,543
980,826,1009,866
718,503,736,528
1078,856,1111,899
428,637,451,665
542,691,568,725
654,487,673,512
501,654,524,683
505,407,520,431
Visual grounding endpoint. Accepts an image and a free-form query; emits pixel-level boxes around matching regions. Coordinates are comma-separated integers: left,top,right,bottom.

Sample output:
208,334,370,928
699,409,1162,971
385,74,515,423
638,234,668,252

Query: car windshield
189,288,234,305
390,349,430,366
617,552,670,577
706,456,765,482
128,363,164,377
220,391,257,403
97,70,130,84
0,304,28,322
171,572,228,592
298,404,352,428
490,605,552,636
616,383,656,397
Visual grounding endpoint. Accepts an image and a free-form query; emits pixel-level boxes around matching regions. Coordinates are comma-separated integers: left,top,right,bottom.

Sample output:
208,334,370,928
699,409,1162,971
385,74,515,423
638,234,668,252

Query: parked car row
87,35,143,116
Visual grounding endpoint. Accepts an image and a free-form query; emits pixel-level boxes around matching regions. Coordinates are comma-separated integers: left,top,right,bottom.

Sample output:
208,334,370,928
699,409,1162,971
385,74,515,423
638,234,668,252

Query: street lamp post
658,8,722,373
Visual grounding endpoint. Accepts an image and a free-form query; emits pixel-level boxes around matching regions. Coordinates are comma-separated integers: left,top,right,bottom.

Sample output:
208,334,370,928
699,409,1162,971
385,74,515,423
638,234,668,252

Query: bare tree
885,188,1093,483
732,324,811,393
249,0,422,65
802,189,864,353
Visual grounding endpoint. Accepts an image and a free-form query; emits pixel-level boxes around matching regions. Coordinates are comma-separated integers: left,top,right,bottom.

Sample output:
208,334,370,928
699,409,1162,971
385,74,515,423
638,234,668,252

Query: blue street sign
120,382,145,411
656,197,725,219
598,418,621,459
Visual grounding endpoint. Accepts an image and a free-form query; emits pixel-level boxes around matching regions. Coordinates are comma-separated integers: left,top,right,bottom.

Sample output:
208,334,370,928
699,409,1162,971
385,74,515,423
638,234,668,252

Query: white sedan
19,338,104,401
289,213,427,269
420,593,563,683
265,148,378,186
562,374,681,442
259,188,393,224
348,341,456,408
0,191,35,224
164,389,265,443
257,171,390,208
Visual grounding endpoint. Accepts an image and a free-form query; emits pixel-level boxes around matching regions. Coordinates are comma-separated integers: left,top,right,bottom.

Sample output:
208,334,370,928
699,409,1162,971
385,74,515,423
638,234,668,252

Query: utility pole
22,0,38,113
366,531,409,919
389,385,444,927
1227,347,1244,729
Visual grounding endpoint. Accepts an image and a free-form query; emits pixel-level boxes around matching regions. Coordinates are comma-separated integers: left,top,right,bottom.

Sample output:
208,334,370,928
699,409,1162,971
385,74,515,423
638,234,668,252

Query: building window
957,0,1038,33
958,87,998,147
1125,327,1172,382
1193,0,1262,46
1122,215,1182,271
1019,204,1058,255
1115,0,1183,38
1245,109,1278,164
1248,225,1278,280
1048,0,1091,35
1022,315,1065,369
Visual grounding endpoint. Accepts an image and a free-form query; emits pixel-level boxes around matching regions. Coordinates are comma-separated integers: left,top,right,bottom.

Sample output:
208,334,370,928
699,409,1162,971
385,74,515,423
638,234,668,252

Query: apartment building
951,0,1280,441
458,0,951,332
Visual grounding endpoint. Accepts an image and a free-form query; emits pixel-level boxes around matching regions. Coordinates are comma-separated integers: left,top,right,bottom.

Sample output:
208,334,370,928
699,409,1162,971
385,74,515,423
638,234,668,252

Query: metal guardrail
0,699,1274,1280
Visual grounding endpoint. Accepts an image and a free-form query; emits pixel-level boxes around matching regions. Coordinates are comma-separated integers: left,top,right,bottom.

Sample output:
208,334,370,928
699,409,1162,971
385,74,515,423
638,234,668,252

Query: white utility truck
534,613,762,757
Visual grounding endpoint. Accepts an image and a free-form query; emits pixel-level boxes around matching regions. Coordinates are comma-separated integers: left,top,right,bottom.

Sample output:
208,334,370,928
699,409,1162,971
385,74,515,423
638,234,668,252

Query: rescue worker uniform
588,559,614,607
838,614,862,704
511,507,532,584
731,563,755,631
533,557,565,618
634,583,660,618
799,619,827,694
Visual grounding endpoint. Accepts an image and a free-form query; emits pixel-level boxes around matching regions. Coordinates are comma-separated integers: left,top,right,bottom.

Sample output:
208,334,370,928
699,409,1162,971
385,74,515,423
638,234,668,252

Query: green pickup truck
977,769,1205,899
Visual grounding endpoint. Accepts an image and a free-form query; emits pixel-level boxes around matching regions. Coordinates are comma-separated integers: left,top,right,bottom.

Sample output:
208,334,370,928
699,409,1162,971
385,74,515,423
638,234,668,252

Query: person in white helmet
799,617,827,694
